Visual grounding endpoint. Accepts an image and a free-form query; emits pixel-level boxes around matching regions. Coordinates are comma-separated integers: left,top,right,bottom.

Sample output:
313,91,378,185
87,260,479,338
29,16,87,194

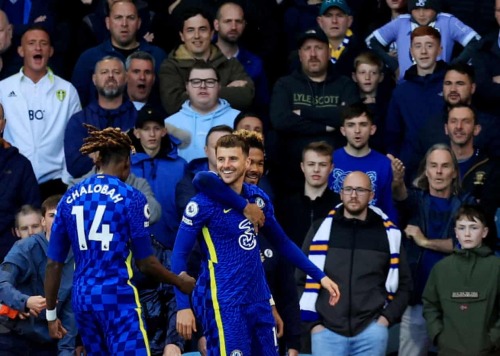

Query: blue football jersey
176,184,273,309
48,174,153,312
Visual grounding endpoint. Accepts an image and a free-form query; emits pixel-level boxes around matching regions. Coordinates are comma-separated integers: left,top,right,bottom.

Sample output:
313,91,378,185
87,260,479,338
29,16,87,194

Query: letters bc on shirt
180,184,272,308
48,174,153,312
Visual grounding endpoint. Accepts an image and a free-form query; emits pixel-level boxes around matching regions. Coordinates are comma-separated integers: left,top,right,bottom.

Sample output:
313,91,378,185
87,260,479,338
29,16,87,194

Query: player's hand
243,203,265,233
271,305,284,338
163,343,181,356
320,276,340,306
47,319,67,339
178,271,196,294
176,308,196,340
26,295,46,317
198,336,207,356
75,345,87,356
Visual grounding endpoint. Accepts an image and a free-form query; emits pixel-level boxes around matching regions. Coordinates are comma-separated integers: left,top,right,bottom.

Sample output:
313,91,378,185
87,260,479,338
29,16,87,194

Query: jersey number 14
71,205,114,251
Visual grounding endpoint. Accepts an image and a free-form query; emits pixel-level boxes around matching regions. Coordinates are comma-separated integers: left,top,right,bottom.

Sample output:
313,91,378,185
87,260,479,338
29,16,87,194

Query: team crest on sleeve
185,202,199,217
143,204,150,227
255,196,265,208
230,350,243,356
56,89,66,102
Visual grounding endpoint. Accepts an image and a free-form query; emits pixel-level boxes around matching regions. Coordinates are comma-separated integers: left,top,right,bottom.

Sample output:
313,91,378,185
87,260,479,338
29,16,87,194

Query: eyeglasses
341,186,372,196
188,78,218,88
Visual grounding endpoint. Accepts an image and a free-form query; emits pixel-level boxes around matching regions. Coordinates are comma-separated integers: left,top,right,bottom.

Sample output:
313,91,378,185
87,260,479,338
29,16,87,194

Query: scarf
329,29,353,64
299,204,401,322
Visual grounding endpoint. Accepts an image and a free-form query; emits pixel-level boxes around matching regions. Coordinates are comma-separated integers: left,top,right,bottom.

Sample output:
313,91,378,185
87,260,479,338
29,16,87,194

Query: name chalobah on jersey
66,184,124,204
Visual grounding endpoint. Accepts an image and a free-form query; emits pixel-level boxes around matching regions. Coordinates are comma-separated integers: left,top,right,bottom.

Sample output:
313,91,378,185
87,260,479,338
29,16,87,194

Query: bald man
297,171,412,355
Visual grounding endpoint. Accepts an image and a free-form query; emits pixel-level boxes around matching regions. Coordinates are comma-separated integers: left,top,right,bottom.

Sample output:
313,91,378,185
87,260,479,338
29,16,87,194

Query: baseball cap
319,0,352,16
297,28,329,48
135,106,165,128
408,0,440,12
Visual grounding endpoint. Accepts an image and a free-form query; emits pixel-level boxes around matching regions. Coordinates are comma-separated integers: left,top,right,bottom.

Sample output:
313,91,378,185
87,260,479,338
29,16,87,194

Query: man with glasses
165,62,240,163
297,171,412,355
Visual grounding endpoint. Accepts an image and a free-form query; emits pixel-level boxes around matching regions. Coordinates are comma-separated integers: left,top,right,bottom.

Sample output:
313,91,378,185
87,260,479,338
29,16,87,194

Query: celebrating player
44,124,195,355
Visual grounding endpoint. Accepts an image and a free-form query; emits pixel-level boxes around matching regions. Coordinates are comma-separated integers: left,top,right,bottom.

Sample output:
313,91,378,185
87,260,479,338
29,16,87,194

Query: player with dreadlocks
44,124,195,355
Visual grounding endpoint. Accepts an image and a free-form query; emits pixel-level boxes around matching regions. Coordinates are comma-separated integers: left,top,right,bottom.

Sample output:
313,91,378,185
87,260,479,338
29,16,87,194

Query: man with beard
298,171,411,355
270,27,358,196
214,2,270,115
72,0,166,107
418,62,500,159
64,56,137,179
0,25,81,199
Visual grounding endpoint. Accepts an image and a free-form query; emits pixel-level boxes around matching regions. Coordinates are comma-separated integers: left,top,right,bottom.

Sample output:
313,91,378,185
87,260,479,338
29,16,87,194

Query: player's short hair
353,51,384,72
411,25,441,43
205,125,233,145
125,51,155,71
41,195,62,217
215,134,249,156
15,205,41,228
302,141,333,161
445,62,475,83
455,204,488,226
233,129,264,152
187,61,220,81
446,104,477,125
341,102,374,124
80,124,133,166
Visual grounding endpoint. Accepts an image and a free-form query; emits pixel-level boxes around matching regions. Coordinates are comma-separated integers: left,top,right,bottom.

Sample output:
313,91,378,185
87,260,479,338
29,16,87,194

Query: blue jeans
311,320,388,356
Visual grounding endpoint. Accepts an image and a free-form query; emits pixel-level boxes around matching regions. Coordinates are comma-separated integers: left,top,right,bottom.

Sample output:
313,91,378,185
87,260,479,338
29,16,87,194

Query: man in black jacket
297,171,412,355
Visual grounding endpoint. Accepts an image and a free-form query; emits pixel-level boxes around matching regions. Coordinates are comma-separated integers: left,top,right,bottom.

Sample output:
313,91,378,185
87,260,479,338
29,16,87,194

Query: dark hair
215,134,249,156
341,102,374,124
80,124,133,167
15,205,41,228
413,143,460,195
445,62,475,83
233,112,263,130
125,51,155,70
205,125,233,145
411,25,441,43
41,195,62,216
21,24,51,44
187,61,220,81
302,141,334,161
180,7,214,32
233,129,264,152
446,104,477,125
455,204,488,226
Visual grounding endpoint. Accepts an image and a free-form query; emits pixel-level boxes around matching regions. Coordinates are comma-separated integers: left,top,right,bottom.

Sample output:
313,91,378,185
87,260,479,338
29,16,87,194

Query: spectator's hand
198,336,207,356
326,125,335,132
176,308,196,340
163,344,181,356
18,311,30,320
75,345,87,355
26,296,46,316
34,15,47,23
405,225,428,248
387,154,405,183
320,276,340,306
47,319,67,339
81,0,93,4
377,315,389,327
271,305,284,338
243,203,265,233
143,32,154,43
492,76,500,84
288,349,299,356
293,109,301,116
178,271,196,294
227,80,248,87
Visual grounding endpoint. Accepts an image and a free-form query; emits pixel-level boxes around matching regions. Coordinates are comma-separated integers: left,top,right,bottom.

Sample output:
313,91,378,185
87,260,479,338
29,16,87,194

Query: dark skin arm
136,255,195,294
44,258,67,339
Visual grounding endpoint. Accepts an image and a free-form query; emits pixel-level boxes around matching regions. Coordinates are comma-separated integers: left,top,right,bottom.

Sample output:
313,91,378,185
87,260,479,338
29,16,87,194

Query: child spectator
367,0,480,80
423,204,500,355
